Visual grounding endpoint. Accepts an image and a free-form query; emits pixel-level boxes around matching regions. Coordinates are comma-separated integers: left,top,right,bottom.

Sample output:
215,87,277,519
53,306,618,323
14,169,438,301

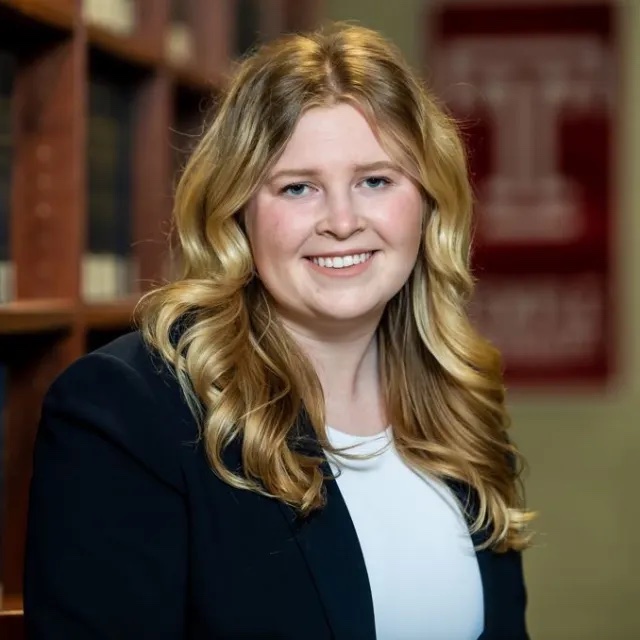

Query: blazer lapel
474,547,497,640
277,415,377,640
446,481,497,640
472,537,529,640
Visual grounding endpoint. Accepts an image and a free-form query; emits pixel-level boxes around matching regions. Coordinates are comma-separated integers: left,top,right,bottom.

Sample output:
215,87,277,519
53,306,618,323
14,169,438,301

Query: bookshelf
0,1,323,637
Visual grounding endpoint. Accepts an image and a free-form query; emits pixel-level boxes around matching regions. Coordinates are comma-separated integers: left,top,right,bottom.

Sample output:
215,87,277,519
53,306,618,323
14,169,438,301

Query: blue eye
281,183,310,197
364,176,391,188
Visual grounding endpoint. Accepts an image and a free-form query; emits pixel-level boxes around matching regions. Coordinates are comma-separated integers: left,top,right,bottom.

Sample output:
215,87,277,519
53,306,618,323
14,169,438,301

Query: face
244,103,423,336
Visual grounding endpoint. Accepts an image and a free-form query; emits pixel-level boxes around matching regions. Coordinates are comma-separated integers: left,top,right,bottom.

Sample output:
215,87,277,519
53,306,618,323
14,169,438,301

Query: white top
324,425,484,640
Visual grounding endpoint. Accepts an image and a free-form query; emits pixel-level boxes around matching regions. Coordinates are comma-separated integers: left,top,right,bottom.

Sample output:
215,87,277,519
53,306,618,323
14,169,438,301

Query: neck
283,316,387,434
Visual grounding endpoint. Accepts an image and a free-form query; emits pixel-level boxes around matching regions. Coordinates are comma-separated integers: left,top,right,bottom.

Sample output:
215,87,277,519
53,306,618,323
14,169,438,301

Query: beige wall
323,1,640,638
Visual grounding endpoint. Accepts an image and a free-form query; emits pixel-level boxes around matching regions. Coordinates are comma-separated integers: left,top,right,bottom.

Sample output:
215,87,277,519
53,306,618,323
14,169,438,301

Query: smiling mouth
306,251,375,269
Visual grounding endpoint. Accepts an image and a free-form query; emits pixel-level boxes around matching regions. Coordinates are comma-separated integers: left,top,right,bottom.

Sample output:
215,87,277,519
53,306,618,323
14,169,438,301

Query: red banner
429,1,618,386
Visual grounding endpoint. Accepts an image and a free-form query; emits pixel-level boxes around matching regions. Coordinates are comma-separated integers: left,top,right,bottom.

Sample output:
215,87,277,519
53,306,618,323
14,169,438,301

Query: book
0,52,14,303
83,0,136,36
166,0,195,66
84,75,134,301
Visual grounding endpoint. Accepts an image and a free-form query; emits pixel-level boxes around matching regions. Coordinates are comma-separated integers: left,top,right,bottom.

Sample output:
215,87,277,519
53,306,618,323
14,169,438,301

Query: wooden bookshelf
0,299,75,334
0,1,324,637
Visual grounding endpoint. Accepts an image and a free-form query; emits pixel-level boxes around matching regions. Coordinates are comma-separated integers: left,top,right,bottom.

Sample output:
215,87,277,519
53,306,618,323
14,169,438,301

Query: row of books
0,73,201,304
83,0,193,64
84,75,136,302
0,1,287,306
0,54,139,304
83,0,268,62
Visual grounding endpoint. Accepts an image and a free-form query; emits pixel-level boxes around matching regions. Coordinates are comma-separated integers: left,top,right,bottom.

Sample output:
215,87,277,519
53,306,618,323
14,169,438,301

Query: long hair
137,22,534,551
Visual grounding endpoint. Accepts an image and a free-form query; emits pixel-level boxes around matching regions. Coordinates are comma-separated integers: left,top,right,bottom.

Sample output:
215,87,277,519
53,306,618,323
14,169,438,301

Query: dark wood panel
191,0,232,79
135,0,170,53
132,72,173,290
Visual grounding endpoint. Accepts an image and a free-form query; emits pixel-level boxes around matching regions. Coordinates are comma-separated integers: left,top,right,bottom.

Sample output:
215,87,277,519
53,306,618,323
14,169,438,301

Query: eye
363,176,391,189
281,183,311,197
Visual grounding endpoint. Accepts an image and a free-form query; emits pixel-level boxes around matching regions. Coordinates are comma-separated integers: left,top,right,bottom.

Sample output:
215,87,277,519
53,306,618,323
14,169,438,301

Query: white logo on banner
436,36,614,244
470,274,604,365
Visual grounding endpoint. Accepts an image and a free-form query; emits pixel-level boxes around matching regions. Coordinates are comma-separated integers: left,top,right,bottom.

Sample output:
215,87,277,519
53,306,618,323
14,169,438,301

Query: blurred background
0,1,638,639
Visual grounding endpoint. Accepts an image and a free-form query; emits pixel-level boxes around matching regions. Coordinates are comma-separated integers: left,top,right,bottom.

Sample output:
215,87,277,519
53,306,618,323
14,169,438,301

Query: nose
316,193,364,239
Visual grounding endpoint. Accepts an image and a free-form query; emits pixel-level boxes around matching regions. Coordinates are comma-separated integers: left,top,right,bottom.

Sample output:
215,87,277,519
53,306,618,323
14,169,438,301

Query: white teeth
310,252,373,269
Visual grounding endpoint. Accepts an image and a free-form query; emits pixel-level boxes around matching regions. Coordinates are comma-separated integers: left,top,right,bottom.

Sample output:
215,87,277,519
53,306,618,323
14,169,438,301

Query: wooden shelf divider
0,299,75,334
83,297,139,331
87,24,160,70
0,0,75,32
168,62,218,94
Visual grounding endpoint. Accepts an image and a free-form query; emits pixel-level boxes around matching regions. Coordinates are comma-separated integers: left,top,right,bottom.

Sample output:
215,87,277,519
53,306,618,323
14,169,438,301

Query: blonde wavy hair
137,22,534,551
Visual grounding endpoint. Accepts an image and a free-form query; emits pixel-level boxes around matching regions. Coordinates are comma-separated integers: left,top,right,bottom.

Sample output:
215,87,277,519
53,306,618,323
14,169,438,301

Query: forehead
273,103,391,167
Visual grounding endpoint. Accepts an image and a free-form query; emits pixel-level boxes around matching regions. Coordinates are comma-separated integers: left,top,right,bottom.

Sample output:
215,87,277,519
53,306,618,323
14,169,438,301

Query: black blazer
24,331,529,639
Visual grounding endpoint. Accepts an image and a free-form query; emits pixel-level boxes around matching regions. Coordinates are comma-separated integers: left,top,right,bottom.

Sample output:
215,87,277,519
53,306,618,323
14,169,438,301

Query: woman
24,23,534,640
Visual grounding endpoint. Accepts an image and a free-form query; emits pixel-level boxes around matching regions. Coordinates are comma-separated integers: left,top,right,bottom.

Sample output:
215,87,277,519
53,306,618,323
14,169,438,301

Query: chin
314,302,386,325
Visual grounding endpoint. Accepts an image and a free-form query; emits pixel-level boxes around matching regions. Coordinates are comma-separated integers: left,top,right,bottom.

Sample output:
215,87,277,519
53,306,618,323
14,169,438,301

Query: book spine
113,82,134,297
84,77,123,301
0,52,14,303
83,0,136,36
166,0,195,65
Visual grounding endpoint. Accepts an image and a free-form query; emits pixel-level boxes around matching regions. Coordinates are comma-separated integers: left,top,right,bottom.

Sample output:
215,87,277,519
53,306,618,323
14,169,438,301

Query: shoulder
41,331,198,492
49,330,182,411
62,329,169,384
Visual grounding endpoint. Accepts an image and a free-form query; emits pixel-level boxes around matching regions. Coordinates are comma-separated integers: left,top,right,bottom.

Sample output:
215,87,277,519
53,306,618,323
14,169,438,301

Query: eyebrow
267,160,402,182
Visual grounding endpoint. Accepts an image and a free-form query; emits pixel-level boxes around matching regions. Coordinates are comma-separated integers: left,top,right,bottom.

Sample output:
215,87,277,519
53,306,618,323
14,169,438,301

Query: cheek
247,201,304,268
382,190,424,249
